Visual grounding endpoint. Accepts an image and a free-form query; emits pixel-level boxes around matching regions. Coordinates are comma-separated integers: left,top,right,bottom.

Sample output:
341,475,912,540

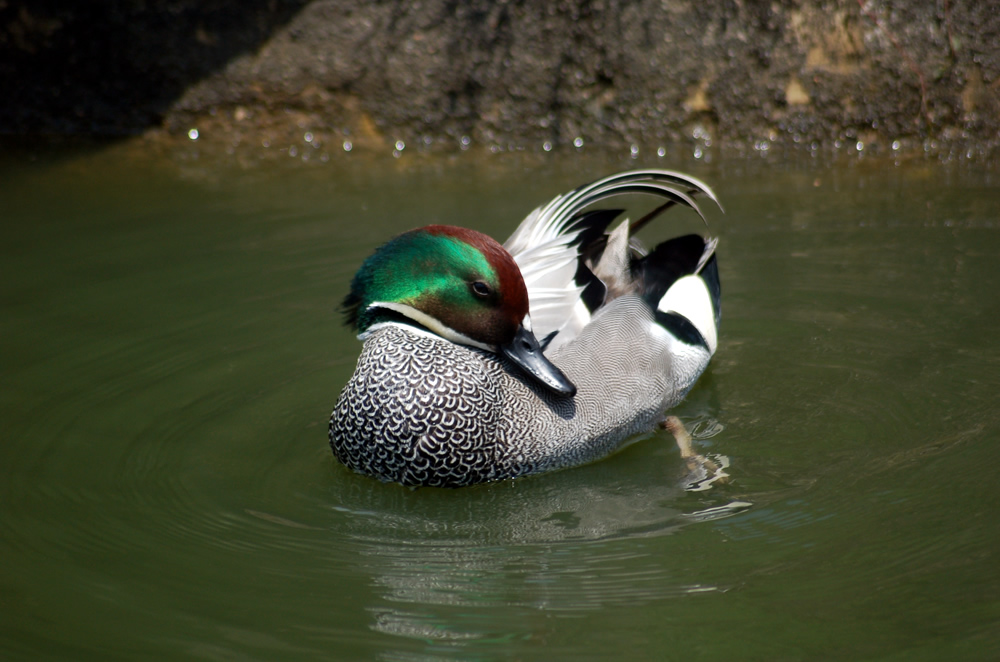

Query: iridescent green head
343,224,576,396
343,225,529,347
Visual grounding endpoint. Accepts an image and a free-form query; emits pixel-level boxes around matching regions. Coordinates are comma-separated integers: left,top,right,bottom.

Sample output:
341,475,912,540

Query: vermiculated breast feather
329,325,503,487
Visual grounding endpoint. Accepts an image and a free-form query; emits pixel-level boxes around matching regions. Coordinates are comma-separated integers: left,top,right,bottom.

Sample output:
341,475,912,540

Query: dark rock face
3,0,998,152
1,1,312,135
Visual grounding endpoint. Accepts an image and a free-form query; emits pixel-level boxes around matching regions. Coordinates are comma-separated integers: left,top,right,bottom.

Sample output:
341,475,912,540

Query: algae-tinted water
2,145,999,660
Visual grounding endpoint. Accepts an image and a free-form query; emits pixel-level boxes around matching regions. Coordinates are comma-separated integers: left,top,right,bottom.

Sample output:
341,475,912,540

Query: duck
329,169,722,487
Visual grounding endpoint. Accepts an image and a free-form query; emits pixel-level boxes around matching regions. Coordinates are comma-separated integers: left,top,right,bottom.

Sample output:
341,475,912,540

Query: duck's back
509,294,710,475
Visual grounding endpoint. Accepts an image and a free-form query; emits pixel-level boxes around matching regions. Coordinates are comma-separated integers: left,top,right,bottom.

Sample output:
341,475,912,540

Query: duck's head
343,225,576,397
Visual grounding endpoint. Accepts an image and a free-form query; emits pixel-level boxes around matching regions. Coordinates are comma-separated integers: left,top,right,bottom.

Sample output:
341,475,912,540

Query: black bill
501,326,577,397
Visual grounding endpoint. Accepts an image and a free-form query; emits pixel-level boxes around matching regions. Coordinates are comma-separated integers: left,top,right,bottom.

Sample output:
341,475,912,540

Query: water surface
2,144,999,660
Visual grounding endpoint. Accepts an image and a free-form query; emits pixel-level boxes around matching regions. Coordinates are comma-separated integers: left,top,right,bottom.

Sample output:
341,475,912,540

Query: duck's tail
636,235,721,355
506,169,722,351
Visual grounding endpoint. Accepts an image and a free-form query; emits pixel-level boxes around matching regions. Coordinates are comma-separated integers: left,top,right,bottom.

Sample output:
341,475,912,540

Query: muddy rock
2,0,998,154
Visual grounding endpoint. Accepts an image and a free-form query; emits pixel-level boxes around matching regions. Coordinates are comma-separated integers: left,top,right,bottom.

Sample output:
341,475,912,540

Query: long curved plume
504,170,721,345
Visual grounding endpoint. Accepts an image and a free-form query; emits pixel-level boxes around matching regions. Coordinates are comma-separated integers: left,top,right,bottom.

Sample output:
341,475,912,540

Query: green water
2,144,999,660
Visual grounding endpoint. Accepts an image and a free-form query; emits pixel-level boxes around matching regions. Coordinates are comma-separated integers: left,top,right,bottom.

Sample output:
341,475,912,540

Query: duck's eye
470,281,492,298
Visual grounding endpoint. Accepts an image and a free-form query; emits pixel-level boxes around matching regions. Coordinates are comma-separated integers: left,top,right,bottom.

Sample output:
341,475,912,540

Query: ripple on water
7,154,999,660
297,439,753,635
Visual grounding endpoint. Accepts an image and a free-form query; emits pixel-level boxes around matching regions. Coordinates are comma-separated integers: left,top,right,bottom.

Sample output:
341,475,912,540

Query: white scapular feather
503,170,719,347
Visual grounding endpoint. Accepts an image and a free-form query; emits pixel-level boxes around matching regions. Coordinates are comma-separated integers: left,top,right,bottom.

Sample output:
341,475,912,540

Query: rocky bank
3,0,998,155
